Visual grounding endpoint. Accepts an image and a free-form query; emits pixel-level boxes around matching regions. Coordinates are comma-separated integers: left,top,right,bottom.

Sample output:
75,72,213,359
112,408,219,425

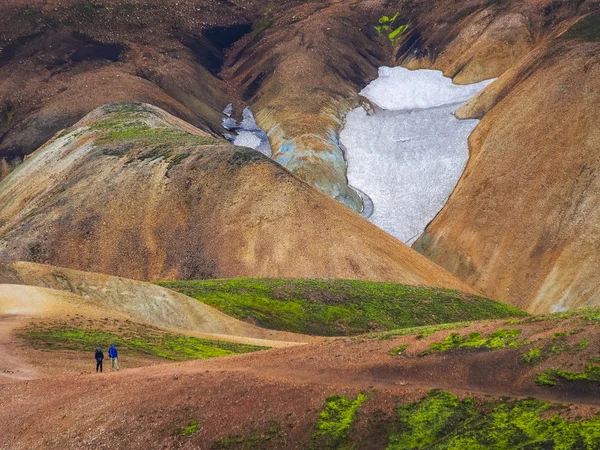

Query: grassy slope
18,319,266,361
157,278,527,336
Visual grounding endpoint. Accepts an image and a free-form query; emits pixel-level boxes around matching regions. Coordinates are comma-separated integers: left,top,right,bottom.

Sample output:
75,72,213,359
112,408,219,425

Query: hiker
109,344,120,371
95,347,104,373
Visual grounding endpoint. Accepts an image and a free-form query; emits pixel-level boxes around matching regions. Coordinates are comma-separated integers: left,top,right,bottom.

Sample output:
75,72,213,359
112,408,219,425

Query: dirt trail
0,284,74,380
0,283,314,382
0,262,318,345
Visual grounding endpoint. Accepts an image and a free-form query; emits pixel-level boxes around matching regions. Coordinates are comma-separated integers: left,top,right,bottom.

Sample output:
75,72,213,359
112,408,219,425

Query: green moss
180,421,199,437
536,370,558,386
389,390,476,449
537,366,600,387
389,344,408,356
369,322,472,340
387,390,600,448
523,347,544,364
311,393,368,449
429,329,525,353
374,13,409,45
564,12,600,42
211,420,281,449
156,279,526,336
521,334,591,366
86,106,221,168
18,323,266,361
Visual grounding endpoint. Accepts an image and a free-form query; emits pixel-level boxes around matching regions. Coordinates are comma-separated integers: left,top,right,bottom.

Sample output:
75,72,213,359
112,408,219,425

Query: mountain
0,102,474,291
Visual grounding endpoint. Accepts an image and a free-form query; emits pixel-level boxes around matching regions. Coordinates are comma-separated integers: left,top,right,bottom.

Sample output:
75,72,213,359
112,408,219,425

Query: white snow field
340,67,494,245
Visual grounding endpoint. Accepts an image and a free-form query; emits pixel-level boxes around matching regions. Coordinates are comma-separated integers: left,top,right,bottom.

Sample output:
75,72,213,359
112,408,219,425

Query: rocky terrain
1,0,599,447
0,103,475,290
1,0,598,311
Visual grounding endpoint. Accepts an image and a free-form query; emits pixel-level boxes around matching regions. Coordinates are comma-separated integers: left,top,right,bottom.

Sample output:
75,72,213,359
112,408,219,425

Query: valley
0,0,599,448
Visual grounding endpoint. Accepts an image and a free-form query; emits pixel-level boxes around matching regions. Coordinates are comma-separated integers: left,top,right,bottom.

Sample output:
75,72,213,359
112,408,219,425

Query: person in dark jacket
108,344,120,371
95,347,104,373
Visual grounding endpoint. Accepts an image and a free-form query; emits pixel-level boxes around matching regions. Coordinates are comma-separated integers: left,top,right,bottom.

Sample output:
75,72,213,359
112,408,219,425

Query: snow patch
222,106,272,157
341,67,494,245
360,66,494,111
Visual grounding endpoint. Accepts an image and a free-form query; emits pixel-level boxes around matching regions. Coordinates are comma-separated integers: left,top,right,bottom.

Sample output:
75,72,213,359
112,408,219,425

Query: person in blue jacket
109,344,120,371
95,347,104,373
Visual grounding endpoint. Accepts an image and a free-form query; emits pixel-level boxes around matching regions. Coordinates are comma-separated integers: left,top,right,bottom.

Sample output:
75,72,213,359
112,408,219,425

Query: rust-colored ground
1,284,599,448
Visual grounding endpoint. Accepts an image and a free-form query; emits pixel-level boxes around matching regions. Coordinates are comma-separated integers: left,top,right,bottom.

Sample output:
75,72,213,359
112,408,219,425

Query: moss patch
157,279,526,336
387,390,600,449
18,320,266,361
521,335,590,365
180,420,200,437
374,14,409,45
311,393,368,449
389,344,408,356
367,322,472,341
428,328,525,353
537,366,600,387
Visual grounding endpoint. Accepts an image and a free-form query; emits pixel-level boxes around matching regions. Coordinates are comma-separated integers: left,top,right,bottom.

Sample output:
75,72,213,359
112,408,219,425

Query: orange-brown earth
415,10,600,313
1,304,600,449
2,0,599,313
0,104,475,291
0,261,316,345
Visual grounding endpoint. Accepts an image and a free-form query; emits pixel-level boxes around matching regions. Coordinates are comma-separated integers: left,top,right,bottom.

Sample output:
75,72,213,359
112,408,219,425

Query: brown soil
1,309,599,449
0,106,476,292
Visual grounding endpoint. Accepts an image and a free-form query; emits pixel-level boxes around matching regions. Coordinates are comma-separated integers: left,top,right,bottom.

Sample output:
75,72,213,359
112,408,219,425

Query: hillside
0,261,314,344
0,104,476,291
0,0,598,312
0,0,599,447
2,305,600,448
159,278,526,336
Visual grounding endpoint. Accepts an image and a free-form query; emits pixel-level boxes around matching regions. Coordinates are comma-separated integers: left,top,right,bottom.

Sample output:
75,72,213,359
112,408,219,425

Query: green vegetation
157,278,526,336
387,390,600,448
577,339,590,351
521,335,591,365
389,344,408,356
211,420,281,449
180,421,200,437
510,306,600,326
429,329,525,353
85,105,222,171
536,366,600,387
368,322,472,340
18,322,266,361
564,11,600,42
90,118,218,148
523,347,544,364
375,14,410,45
311,393,368,449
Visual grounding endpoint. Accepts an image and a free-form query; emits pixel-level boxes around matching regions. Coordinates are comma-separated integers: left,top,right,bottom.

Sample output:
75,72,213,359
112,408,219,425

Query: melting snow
222,106,272,157
340,67,494,245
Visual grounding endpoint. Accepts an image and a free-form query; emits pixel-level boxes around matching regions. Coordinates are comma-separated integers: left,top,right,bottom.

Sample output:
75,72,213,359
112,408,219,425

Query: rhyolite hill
1,0,599,313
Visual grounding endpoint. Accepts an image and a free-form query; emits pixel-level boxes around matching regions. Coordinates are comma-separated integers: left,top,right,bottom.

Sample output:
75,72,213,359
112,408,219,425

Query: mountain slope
2,306,600,448
0,261,314,344
0,103,476,292
415,15,600,313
